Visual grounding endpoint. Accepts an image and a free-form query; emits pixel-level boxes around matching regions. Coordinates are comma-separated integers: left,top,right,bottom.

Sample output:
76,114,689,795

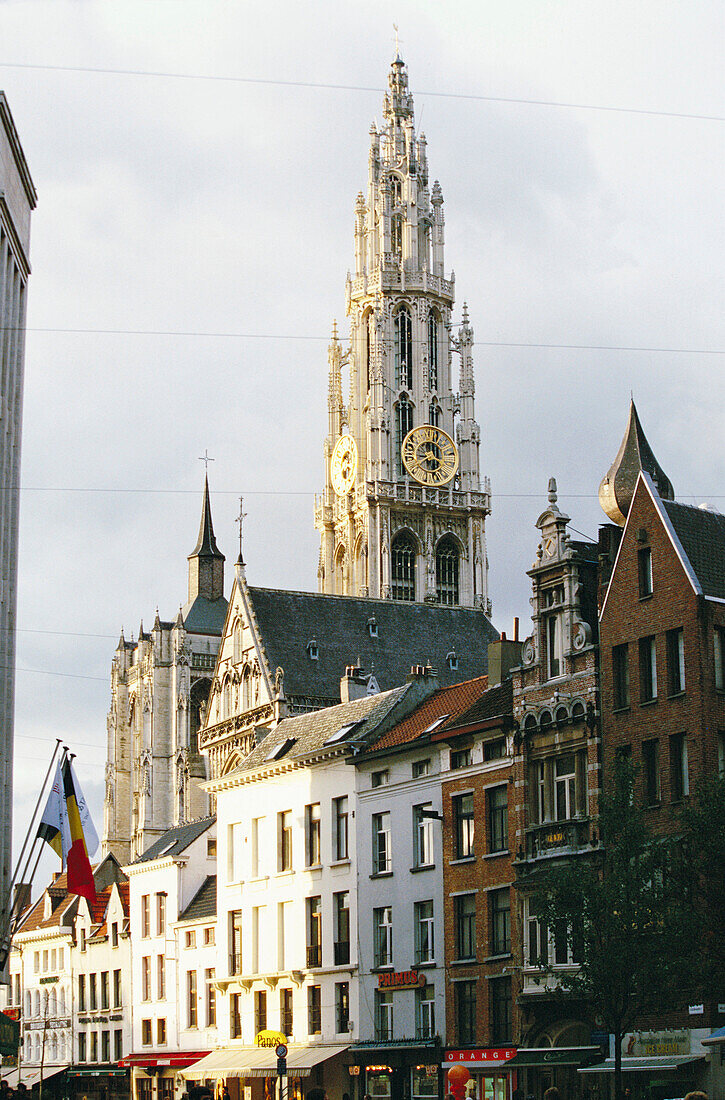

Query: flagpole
9,742,67,910
4,739,64,909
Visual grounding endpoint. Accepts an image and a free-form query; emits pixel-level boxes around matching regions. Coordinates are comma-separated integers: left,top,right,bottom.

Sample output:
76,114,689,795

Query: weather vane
235,496,248,563
393,24,402,58
198,449,215,473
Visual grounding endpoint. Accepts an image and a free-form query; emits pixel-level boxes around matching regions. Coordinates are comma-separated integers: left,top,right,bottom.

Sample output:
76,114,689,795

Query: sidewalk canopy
509,1048,602,1069
1,1065,68,1088
579,1056,704,1074
181,1045,349,1080
702,1027,725,1046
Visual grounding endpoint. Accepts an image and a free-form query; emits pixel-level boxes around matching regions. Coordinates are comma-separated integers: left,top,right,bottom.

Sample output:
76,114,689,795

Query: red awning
121,1052,211,1069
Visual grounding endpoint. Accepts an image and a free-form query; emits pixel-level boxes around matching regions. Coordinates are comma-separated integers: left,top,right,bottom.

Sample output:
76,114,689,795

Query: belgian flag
38,758,99,903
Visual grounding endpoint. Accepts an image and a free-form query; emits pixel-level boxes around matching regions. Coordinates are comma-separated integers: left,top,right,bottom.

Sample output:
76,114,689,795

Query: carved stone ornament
522,637,536,666
572,621,591,651
104,762,114,804
274,667,285,695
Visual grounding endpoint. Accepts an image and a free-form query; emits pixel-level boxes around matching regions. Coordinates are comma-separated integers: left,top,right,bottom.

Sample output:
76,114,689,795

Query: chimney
487,636,523,687
340,664,369,703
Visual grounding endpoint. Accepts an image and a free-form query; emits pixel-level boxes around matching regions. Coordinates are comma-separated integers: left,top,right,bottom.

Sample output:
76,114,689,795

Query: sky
1,0,723,876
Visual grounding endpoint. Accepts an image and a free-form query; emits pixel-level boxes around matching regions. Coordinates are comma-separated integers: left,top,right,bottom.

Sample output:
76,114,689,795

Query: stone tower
314,56,491,610
102,477,227,863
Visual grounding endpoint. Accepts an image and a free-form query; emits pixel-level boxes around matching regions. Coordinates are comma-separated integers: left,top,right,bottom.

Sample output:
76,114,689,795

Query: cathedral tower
315,56,491,610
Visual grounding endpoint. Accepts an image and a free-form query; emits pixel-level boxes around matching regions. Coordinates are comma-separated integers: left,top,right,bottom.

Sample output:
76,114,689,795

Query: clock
401,425,459,487
330,434,358,496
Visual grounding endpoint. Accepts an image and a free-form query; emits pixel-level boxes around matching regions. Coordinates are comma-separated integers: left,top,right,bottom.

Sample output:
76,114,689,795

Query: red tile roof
365,675,489,752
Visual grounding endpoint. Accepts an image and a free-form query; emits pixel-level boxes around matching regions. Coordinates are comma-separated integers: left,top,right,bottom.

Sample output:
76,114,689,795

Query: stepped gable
247,586,499,707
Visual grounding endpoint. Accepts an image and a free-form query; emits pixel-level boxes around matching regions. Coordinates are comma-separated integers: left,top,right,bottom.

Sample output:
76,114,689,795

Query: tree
677,774,725,997
532,757,694,1100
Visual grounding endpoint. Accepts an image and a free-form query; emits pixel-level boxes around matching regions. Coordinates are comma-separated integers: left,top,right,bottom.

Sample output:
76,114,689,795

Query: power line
0,61,722,123
14,666,107,683
16,734,104,751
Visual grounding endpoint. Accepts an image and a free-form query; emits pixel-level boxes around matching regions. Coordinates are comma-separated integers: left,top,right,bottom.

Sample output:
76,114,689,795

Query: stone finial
599,399,674,526
548,477,558,506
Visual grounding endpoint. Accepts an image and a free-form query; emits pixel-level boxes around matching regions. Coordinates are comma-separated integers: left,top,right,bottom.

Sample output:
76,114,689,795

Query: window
415,983,435,1039
487,786,508,853
306,896,322,968
428,312,438,390
334,892,350,965
187,970,198,1028
204,926,215,946
429,401,441,426
547,613,563,678
280,988,293,1038
490,888,511,955
453,792,475,858
455,893,476,960
90,1031,98,1062
391,215,403,259
101,971,109,1010
230,992,242,1038
455,980,476,1045
207,836,217,858
157,955,165,999
254,989,267,1034
451,747,471,770
553,921,570,965
156,1019,166,1046
484,737,506,761
372,769,389,787
637,545,653,597
308,985,321,1035
205,968,216,1027
185,930,196,949
229,910,242,975
250,816,262,876
612,643,630,708
111,922,118,948
375,989,393,1041
643,739,660,805
527,915,548,967
412,758,430,778
374,906,393,968
156,892,166,936
414,900,434,965
114,1029,122,1062
90,972,98,1010
413,805,434,867
335,982,349,1033
667,628,685,694
715,627,725,689
372,812,392,874
436,537,460,606
78,1032,87,1061
639,635,658,702
141,895,150,938
332,796,349,860
305,803,321,867
391,530,416,600
395,307,413,389
78,974,86,1012
490,976,512,1044
278,810,293,872
670,733,689,801
555,754,577,820
113,969,122,1008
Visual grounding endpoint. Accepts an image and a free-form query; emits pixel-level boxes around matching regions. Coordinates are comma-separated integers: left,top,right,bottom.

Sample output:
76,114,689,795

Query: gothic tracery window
428,311,439,391
395,306,412,389
395,395,413,478
436,535,460,606
389,174,402,206
428,401,441,426
391,532,417,602
391,215,403,259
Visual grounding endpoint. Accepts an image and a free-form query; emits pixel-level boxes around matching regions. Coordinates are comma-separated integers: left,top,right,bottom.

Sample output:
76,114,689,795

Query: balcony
518,817,593,863
306,944,322,969
229,953,243,976
191,653,216,672
334,941,350,966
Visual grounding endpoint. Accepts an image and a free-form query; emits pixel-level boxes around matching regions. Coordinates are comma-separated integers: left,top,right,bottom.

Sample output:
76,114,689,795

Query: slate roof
436,677,513,734
362,675,490,754
231,685,412,775
661,498,725,600
131,817,216,864
16,876,78,934
179,876,217,922
247,587,499,706
183,594,228,635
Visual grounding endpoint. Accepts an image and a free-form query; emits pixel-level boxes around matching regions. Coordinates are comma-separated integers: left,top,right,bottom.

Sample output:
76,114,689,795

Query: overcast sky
2,0,723,874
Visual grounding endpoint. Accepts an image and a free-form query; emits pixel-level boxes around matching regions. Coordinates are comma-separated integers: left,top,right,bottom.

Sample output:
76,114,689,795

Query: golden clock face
401,425,459,487
330,434,358,496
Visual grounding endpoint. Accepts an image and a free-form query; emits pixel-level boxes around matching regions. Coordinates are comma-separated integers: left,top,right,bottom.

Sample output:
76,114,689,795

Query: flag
37,757,98,903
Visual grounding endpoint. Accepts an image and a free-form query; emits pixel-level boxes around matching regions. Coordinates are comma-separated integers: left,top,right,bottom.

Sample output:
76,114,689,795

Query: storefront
67,1065,129,1100
506,1046,602,1100
1,1064,69,1096
181,1042,350,1100
350,1039,442,1100
444,1048,517,1100
578,1029,709,1100
124,1050,212,1100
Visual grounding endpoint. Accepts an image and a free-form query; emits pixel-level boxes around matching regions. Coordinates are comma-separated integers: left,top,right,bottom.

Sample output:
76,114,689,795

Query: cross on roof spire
235,496,248,565
198,449,215,473
393,24,402,59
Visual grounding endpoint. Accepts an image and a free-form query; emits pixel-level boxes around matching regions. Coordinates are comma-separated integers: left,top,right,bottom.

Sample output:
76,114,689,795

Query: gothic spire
189,474,223,560
187,474,225,603
599,399,674,526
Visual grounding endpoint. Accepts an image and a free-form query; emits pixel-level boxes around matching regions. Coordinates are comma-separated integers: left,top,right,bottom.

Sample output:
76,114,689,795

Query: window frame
639,635,658,703
372,812,392,874
487,785,508,854
454,893,476,961
638,546,653,598
667,628,685,695
414,899,435,965
452,792,475,859
612,643,630,709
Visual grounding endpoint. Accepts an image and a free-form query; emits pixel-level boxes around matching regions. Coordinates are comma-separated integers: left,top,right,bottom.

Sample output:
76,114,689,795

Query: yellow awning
181,1044,349,1080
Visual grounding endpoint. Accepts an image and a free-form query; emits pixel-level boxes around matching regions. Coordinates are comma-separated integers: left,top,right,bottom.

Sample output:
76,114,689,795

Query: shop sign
689,1005,704,1016
348,1067,361,1076
377,970,426,990
623,1031,690,1056
39,976,58,985
446,1050,516,1065
2,1009,20,1022
255,1030,288,1048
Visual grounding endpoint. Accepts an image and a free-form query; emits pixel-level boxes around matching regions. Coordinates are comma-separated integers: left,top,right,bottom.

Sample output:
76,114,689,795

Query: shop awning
702,1027,725,1046
68,1068,129,1077
122,1052,210,1069
1,1065,68,1088
181,1044,349,1080
579,1056,704,1074
508,1048,602,1069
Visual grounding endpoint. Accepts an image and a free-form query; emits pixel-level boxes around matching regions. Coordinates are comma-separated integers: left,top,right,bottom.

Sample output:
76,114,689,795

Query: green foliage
677,774,725,997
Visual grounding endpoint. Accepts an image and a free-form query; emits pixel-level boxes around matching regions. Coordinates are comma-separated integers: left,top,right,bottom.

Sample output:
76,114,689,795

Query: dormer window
546,611,563,679
446,650,459,671
368,616,378,639
307,639,319,661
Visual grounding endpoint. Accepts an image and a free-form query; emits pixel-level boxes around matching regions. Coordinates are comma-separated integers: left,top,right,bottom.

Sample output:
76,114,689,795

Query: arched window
34,1034,41,1061
389,174,402,206
436,536,460,606
59,987,66,1014
49,988,57,1016
335,546,347,595
364,310,373,393
391,533,417,602
34,990,40,1017
391,215,403,259
395,396,413,478
223,678,232,718
242,666,251,711
233,619,243,664
25,991,31,1017
394,307,412,389
428,402,441,426
428,311,439,390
